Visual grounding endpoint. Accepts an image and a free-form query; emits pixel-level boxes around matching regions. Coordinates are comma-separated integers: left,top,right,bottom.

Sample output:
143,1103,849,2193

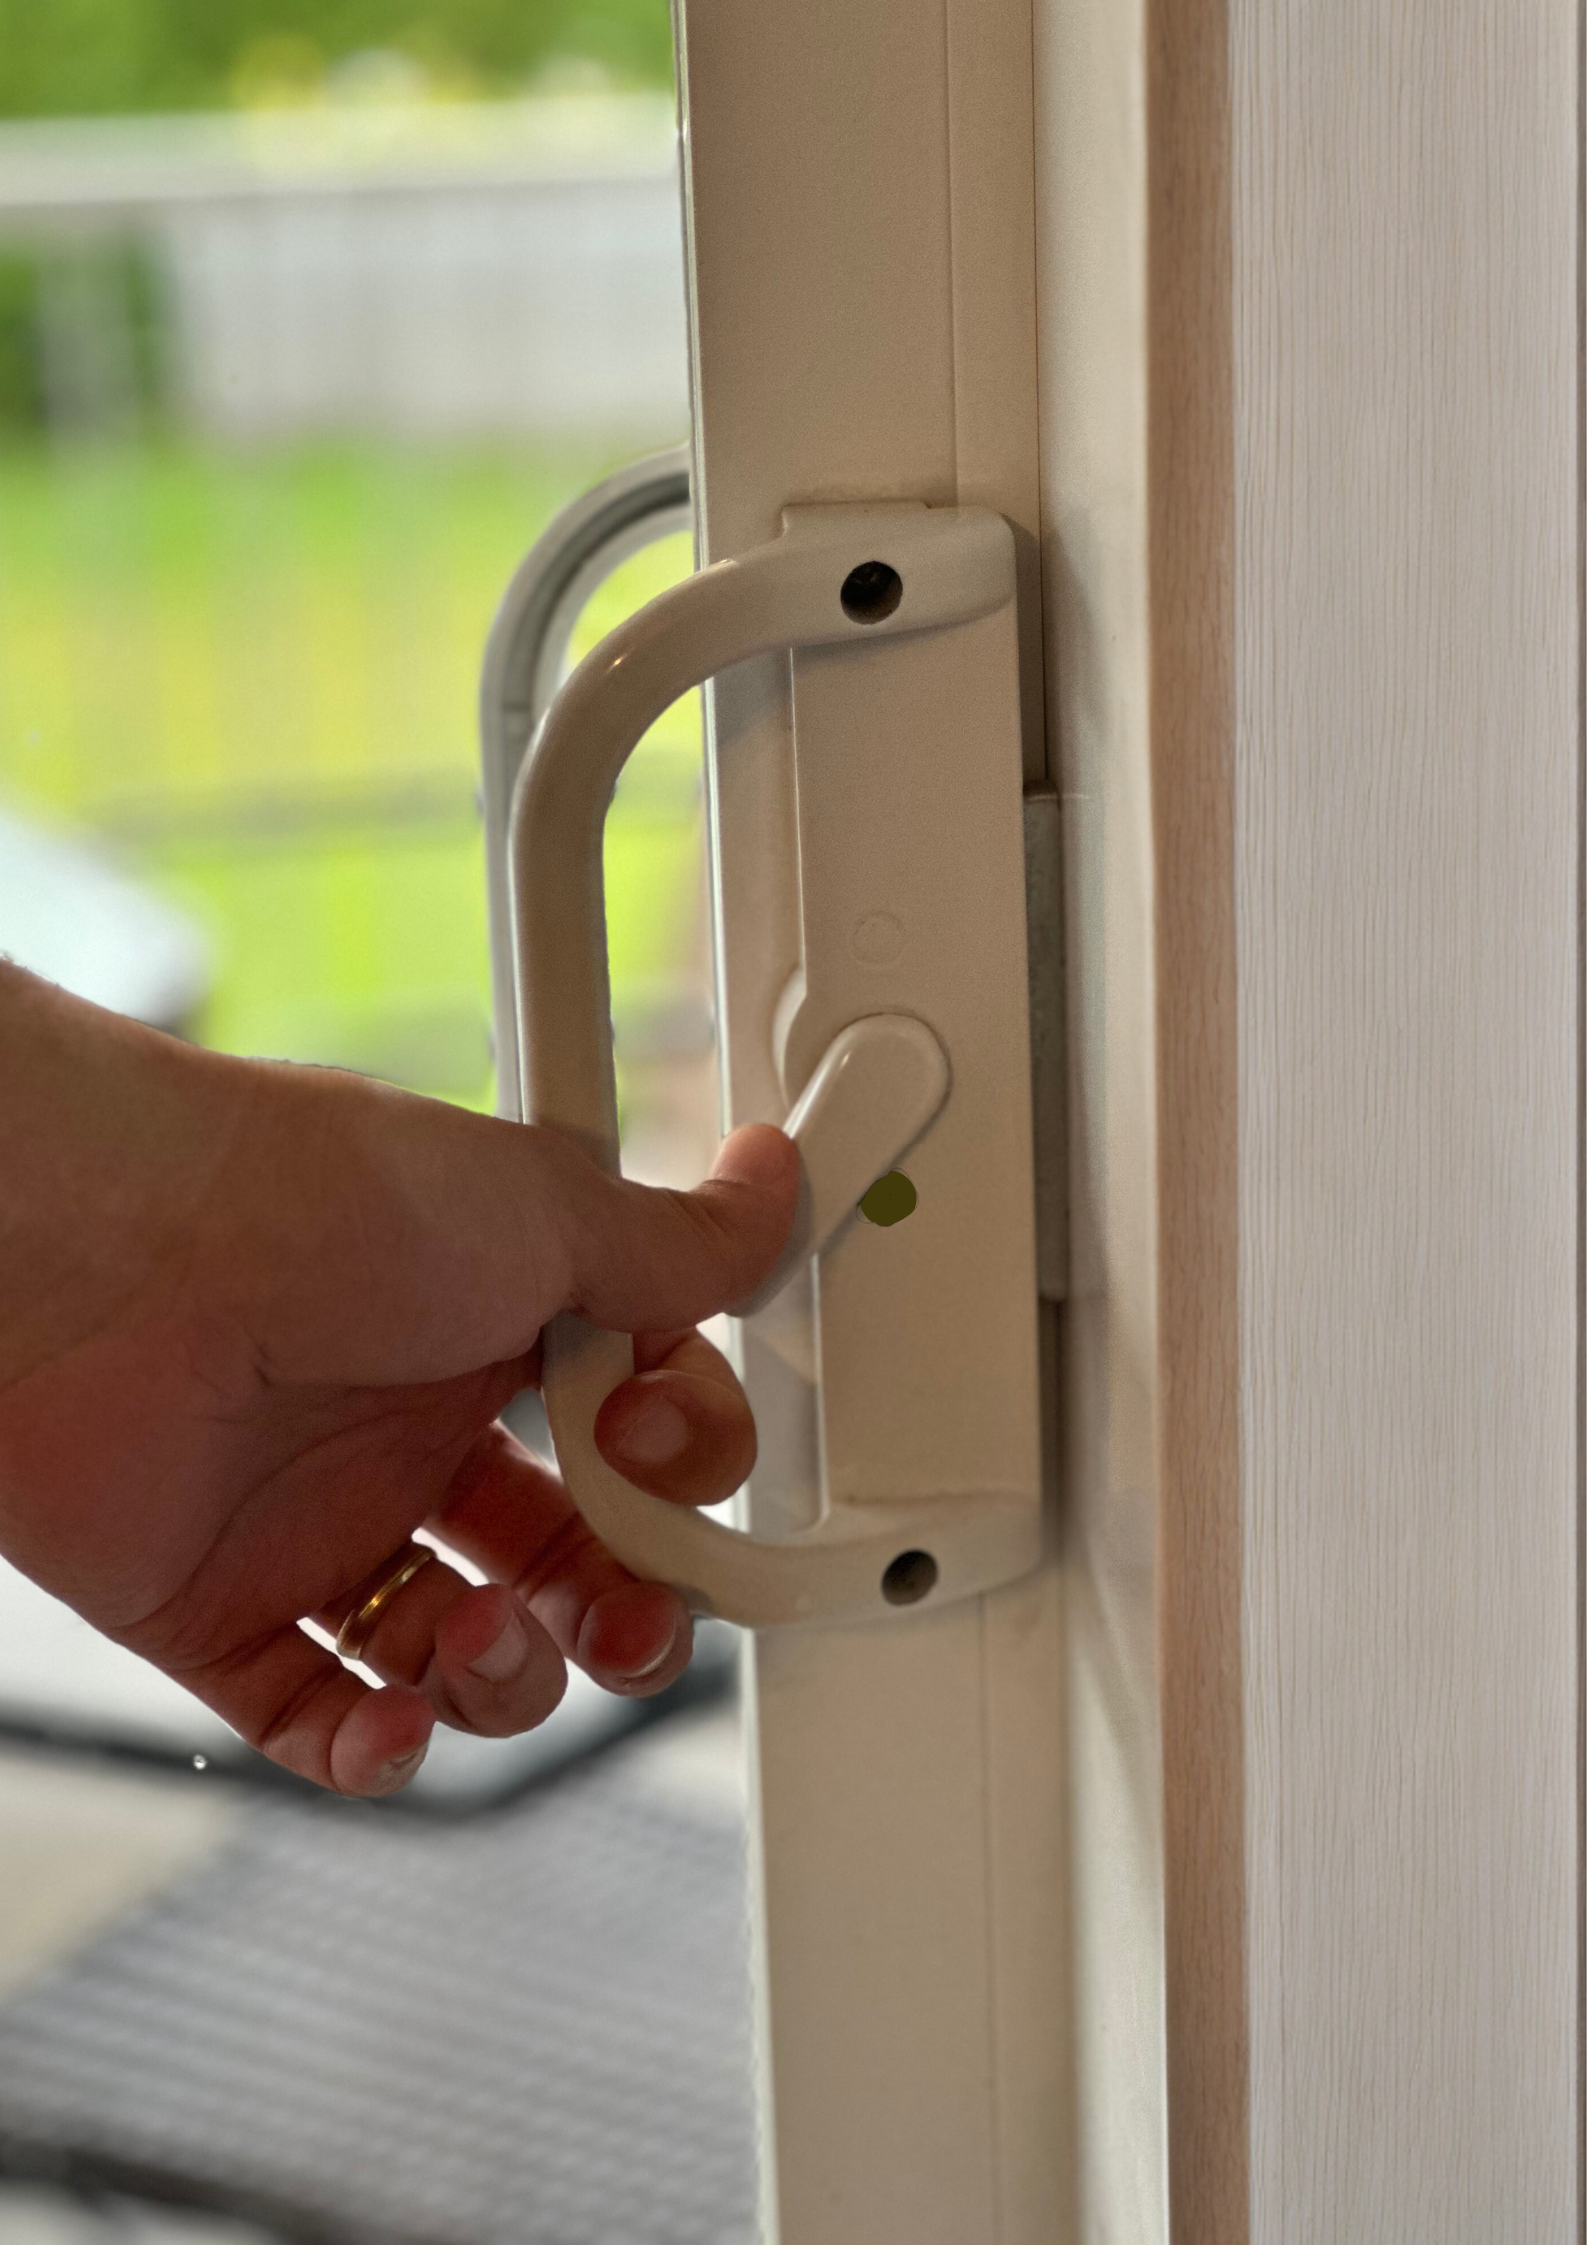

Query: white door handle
509,502,1041,1626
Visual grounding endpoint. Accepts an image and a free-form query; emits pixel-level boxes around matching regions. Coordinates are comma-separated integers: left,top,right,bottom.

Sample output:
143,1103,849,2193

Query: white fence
0,97,691,441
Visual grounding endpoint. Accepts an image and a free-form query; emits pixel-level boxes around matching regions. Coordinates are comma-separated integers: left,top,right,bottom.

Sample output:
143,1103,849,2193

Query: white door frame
676,3,1074,2240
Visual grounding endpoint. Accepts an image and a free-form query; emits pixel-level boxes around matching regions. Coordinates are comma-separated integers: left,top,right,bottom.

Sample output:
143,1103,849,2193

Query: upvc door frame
675,5,1087,2240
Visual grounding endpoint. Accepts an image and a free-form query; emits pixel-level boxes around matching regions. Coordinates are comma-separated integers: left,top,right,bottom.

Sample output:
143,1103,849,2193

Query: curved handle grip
510,503,1031,1626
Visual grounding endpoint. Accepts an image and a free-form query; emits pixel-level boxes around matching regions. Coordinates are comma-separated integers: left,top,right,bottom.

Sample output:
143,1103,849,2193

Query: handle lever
734,1014,949,1318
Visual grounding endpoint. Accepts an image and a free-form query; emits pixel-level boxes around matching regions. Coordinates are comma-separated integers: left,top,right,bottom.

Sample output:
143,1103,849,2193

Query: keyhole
840,560,903,624
882,1549,938,1606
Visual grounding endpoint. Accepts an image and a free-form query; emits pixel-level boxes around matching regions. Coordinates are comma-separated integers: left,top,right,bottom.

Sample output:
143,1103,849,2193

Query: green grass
0,436,705,1104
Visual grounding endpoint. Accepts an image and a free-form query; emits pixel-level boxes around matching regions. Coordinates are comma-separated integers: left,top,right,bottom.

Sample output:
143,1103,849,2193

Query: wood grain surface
1148,0,1246,2236
1234,2,1580,2235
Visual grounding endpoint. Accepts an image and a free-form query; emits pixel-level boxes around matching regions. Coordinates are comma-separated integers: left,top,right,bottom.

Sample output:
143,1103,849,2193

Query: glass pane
0,438,608,1101
0,58,753,2245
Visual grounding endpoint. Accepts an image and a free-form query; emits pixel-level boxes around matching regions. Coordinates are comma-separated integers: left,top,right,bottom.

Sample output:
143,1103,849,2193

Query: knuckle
254,1667,336,1769
512,1509,597,1604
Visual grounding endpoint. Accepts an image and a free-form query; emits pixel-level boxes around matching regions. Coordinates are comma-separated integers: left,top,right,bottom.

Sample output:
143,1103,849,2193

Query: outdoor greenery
0,439,704,1104
0,246,169,437
0,10,697,1113
0,0,674,120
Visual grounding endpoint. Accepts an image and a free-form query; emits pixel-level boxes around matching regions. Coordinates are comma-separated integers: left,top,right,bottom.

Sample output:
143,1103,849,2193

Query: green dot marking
859,1171,918,1227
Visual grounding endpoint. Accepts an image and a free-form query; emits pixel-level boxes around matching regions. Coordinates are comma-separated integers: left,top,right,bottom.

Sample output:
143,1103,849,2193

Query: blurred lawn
0,438,704,1103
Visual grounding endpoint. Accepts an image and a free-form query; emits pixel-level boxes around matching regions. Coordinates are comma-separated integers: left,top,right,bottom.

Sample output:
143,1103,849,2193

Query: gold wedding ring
334,1545,436,1663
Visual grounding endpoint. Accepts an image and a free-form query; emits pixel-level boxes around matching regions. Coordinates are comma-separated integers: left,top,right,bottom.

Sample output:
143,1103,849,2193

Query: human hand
0,965,796,1797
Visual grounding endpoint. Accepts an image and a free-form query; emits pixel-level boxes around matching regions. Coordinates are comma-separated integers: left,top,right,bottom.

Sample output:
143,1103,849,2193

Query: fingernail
618,1629,678,1684
373,1743,428,1793
612,1394,689,1468
468,1608,529,1683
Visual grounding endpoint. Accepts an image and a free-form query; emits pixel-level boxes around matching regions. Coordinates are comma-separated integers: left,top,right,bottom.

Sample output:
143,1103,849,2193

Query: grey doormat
0,1729,758,2245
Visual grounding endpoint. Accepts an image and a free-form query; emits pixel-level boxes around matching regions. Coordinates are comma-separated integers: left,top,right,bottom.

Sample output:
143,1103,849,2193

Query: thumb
227,1062,799,1385
548,1123,799,1335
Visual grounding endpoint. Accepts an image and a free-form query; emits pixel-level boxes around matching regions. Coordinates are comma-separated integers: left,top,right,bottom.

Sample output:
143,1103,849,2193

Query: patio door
673,0,1582,2239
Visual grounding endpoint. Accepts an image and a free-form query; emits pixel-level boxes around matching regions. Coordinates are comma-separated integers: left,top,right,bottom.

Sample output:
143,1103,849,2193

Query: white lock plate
770,506,1042,1525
